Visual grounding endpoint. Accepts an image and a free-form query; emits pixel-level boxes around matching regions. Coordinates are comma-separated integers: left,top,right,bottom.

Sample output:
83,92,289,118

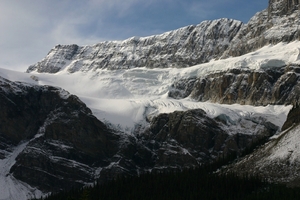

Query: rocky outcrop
101,108,279,177
143,109,278,167
169,65,300,106
281,105,300,130
268,0,300,17
0,76,281,193
0,77,120,192
223,0,300,58
112,107,281,176
222,106,300,187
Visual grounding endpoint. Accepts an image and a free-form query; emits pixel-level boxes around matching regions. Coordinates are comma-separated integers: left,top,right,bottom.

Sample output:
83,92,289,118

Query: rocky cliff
27,0,300,74
268,0,300,17
223,0,300,58
5,0,300,196
0,77,120,192
169,64,300,106
222,106,300,187
0,76,280,194
27,18,242,73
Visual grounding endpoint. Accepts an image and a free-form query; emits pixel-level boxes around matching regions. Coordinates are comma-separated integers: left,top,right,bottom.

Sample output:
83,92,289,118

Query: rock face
8,0,300,194
223,0,300,58
27,18,243,73
169,65,300,106
222,106,300,187
0,76,280,193
144,109,278,167
268,0,300,17
98,108,279,180
27,1,300,74
0,77,120,192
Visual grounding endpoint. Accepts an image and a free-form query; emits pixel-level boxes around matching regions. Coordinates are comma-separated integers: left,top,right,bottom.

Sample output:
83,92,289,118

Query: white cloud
0,0,116,71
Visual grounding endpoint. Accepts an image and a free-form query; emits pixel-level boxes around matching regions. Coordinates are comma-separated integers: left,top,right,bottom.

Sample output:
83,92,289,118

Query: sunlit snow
26,41,299,132
0,142,43,200
0,41,299,199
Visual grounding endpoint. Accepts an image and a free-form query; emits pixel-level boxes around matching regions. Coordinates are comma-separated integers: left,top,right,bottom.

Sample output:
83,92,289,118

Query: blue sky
0,0,268,71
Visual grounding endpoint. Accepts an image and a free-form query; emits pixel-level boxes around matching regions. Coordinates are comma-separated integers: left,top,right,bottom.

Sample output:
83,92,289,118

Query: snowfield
3,41,298,133
1,41,299,199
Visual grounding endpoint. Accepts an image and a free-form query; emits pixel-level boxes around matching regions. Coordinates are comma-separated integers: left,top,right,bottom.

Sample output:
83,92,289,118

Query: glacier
0,40,298,199
2,1,300,195
3,42,298,134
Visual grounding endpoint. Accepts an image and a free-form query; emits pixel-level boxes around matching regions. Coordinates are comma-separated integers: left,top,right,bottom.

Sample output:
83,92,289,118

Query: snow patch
0,142,43,200
268,124,300,163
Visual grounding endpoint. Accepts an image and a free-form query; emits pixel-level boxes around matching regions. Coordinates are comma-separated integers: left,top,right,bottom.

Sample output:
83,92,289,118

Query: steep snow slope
223,122,300,186
0,142,43,200
2,40,300,199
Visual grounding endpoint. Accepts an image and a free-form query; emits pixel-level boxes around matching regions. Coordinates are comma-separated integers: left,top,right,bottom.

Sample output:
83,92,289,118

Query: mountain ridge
27,0,300,74
2,0,300,199
27,18,243,73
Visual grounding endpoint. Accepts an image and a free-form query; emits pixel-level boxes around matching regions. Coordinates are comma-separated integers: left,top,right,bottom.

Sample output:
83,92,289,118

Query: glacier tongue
79,96,291,135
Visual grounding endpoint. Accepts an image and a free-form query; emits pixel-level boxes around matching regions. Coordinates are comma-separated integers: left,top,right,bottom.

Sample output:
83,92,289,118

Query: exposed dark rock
169,77,197,99
170,65,300,106
268,0,300,17
281,106,300,130
142,109,278,168
223,0,300,59
0,77,119,192
221,115,300,187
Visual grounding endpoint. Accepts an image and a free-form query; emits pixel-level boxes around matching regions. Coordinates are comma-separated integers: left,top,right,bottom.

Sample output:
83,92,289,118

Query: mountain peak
26,1,300,74
27,18,243,73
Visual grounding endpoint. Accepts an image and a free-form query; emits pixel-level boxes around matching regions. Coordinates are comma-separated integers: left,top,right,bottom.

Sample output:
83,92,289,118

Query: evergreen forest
34,161,300,200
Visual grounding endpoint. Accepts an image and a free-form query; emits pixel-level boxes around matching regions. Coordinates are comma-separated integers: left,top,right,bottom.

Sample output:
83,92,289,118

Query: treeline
34,165,300,200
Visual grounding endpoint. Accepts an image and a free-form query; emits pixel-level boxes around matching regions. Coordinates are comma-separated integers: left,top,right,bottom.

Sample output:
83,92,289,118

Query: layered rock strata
169,65,300,106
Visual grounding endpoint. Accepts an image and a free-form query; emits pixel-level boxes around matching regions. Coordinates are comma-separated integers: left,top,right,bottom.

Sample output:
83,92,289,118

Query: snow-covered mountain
1,0,300,199
223,0,300,58
222,106,300,187
0,63,291,199
27,0,300,74
27,18,243,73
